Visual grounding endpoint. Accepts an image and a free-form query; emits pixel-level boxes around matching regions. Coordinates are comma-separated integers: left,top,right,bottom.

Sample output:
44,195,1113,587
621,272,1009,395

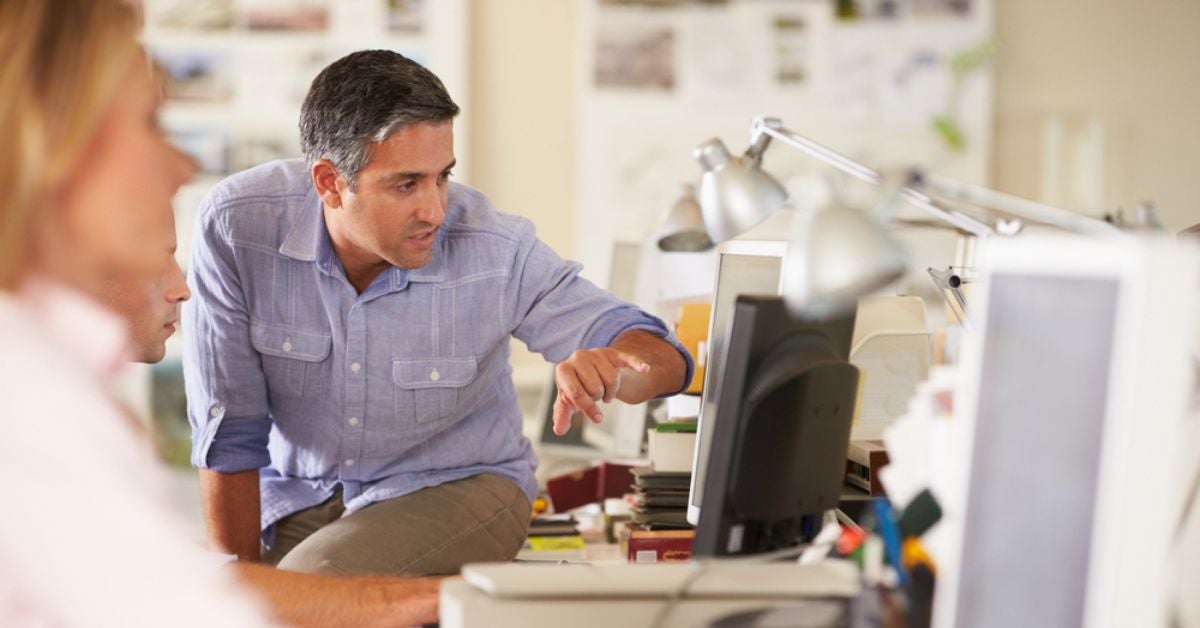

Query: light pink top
0,279,274,627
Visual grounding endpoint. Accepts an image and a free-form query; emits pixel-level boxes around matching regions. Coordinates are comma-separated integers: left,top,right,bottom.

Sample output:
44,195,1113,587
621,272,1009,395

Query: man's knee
274,542,351,575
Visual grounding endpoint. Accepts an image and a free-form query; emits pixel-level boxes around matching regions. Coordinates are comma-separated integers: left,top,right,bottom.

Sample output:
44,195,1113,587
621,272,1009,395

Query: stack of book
623,525,695,564
629,466,692,530
623,467,696,562
516,514,586,562
622,421,698,562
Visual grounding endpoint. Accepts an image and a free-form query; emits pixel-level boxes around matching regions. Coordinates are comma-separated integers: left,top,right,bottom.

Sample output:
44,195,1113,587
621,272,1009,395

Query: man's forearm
199,468,263,561
609,329,687,402
232,563,441,628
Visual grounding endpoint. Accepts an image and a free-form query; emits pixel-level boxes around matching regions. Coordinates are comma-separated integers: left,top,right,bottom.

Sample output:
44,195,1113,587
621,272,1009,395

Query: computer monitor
692,295,858,557
687,209,794,525
537,240,652,459
934,235,1199,628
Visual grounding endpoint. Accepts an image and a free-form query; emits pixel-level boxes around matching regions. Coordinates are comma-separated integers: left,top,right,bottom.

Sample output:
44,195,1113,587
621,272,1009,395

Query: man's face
103,238,191,364
327,121,456,270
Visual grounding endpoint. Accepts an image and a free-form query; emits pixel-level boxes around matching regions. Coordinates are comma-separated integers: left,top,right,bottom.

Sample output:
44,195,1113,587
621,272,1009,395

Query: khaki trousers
262,473,531,576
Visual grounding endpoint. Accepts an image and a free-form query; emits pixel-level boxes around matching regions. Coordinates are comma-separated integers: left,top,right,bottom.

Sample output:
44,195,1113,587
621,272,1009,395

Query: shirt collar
20,276,131,381
278,185,323,263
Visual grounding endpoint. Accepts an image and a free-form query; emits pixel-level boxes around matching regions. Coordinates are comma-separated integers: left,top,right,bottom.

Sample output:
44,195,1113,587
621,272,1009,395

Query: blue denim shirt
183,159,693,541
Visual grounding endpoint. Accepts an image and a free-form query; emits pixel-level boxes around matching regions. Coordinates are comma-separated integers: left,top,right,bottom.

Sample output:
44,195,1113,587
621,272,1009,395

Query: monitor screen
953,274,1116,627
688,251,784,524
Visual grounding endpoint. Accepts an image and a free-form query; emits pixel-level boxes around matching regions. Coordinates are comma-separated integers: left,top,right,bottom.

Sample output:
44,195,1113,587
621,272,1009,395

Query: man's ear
312,159,346,209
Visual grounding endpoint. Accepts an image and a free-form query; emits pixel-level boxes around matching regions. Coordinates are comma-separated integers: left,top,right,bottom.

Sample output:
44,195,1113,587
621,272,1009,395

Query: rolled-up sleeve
183,195,273,472
507,222,694,395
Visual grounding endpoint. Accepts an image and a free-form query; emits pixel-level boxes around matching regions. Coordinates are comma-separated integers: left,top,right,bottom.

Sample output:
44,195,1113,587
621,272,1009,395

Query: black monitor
693,294,859,557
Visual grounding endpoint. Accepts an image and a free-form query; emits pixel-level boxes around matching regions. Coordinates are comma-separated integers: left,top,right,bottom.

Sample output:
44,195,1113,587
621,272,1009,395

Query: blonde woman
0,1,438,625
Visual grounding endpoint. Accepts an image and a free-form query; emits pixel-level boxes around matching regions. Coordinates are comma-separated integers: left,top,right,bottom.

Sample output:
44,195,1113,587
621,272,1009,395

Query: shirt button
209,406,222,418
350,362,361,373
348,417,360,427
344,459,356,467
430,369,441,382
282,340,293,353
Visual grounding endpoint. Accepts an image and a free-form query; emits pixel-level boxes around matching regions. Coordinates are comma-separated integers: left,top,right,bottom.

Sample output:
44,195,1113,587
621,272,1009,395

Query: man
103,226,442,626
184,50,693,576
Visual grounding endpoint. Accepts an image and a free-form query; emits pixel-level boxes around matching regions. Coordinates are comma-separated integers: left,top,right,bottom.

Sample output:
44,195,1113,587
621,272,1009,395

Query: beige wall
992,0,1200,231
469,0,580,382
468,0,579,257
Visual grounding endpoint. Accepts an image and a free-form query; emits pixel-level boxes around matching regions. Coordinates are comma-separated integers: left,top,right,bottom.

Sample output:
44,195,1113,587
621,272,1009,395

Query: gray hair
299,49,459,189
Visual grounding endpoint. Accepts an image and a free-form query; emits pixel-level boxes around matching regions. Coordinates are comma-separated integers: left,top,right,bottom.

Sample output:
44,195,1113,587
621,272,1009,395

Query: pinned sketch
880,47,949,130
679,12,749,99
772,14,812,86
827,36,880,122
594,23,677,90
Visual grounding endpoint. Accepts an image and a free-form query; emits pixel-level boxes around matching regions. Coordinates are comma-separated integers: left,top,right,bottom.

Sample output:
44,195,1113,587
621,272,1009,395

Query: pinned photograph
239,0,329,32
154,49,233,103
169,126,230,176
150,358,191,467
594,24,676,90
911,0,973,18
387,0,425,33
142,0,233,31
231,135,295,172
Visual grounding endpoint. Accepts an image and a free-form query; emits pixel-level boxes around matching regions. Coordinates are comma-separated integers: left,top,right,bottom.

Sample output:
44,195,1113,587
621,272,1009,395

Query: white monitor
934,234,1199,628
687,209,794,525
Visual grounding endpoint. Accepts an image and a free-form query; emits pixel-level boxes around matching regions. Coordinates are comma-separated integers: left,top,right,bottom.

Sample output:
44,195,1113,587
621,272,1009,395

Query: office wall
991,0,1200,231
468,0,579,258
469,0,580,384
470,0,1200,237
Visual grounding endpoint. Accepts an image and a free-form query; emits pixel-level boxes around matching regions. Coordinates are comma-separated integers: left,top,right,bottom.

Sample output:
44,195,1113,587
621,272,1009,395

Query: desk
440,560,866,628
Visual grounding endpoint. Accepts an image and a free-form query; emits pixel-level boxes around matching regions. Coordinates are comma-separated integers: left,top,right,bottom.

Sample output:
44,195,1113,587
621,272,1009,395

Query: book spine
627,537,694,563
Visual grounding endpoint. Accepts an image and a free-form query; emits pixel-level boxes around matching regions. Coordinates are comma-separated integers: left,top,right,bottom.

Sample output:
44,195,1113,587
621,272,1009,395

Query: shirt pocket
250,320,332,398
392,357,478,424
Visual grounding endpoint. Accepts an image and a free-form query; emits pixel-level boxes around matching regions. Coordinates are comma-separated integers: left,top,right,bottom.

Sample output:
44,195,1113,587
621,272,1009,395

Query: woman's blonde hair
0,0,141,290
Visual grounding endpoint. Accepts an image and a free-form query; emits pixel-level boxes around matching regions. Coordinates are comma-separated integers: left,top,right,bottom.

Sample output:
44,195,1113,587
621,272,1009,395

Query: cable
646,561,708,628
644,543,818,628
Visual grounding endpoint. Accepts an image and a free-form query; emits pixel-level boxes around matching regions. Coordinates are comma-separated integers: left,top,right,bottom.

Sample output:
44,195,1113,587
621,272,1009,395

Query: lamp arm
915,171,1122,237
898,187,995,238
749,117,994,238
751,117,882,185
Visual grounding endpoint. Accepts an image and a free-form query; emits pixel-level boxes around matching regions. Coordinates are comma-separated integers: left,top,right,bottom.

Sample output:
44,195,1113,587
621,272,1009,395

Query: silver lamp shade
657,183,714,252
693,138,787,243
783,199,908,317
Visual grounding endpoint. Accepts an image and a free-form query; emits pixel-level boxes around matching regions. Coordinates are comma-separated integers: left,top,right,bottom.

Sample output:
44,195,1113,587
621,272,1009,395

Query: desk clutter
517,514,587,562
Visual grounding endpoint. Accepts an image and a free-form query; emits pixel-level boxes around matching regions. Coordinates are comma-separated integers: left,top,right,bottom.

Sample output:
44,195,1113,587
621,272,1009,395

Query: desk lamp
693,116,1124,315
693,119,920,315
657,183,714,252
